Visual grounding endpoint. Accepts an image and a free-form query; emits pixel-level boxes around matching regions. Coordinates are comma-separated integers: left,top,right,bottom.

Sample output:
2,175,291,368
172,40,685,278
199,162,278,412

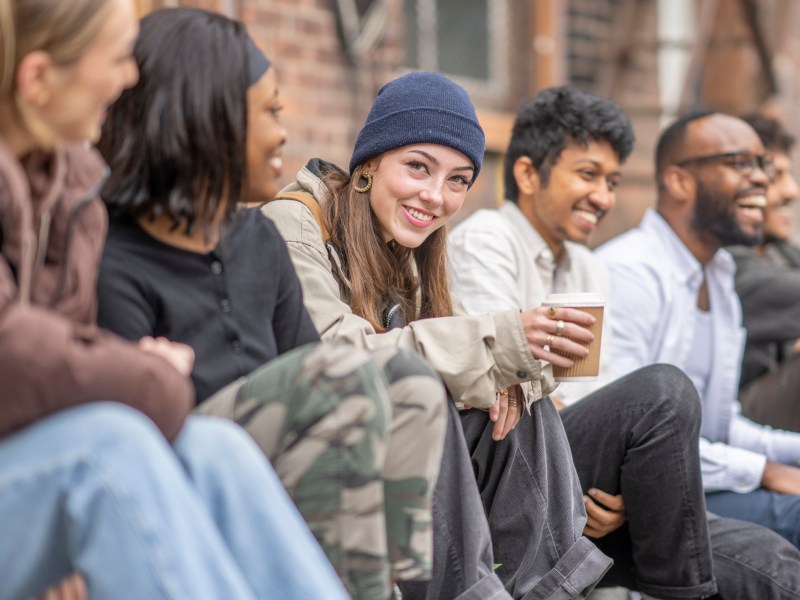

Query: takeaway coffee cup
542,292,604,381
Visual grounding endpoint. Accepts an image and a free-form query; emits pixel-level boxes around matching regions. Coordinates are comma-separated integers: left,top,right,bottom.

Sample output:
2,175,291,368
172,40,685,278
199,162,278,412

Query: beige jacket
262,160,555,409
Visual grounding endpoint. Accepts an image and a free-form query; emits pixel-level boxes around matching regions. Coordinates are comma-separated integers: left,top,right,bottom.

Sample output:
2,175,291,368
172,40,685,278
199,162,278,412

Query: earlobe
513,156,539,196
15,50,54,107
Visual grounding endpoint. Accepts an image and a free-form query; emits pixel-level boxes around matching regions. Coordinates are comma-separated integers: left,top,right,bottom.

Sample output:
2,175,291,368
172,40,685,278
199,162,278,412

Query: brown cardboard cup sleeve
543,292,604,381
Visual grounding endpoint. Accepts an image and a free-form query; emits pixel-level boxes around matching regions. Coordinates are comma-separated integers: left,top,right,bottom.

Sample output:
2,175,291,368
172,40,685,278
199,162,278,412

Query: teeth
737,195,767,209
575,209,598,225
269,156,283,170
407,207,433,222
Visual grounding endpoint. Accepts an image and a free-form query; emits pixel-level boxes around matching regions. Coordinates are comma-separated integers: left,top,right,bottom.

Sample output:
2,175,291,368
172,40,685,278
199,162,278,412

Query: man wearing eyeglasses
597,110,800,549
729,114,800,433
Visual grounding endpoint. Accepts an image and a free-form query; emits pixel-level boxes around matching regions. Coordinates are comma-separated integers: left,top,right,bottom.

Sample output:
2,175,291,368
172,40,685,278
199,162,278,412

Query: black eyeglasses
676,152,776,180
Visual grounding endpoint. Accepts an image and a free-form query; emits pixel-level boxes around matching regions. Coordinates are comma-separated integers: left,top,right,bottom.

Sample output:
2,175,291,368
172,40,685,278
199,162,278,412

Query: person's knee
39,403,179,486
177,416,266,472
68,402,167,453
633,363,702,423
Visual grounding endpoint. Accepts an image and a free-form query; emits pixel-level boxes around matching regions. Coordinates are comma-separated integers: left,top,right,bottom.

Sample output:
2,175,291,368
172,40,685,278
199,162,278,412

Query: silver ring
555,320,565,336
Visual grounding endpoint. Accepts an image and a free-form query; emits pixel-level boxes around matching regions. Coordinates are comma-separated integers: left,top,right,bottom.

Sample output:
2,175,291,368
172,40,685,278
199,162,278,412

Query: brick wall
239,0,393,189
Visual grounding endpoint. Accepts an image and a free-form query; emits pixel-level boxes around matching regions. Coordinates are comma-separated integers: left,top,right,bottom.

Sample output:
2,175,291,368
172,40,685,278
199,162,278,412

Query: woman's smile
402,205,436,227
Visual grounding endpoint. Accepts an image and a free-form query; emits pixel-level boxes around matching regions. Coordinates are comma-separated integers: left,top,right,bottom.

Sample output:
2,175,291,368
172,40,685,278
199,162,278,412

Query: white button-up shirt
597,209,800,493
447,202,613,406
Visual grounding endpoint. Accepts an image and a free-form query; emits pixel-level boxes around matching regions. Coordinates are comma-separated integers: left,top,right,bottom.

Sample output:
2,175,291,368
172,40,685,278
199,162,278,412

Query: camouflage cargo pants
198,342,447,600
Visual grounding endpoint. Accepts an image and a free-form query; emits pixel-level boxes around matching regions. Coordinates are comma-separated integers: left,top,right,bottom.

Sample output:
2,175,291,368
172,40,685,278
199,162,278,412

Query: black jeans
561,364,715,599
705,513,800,600
562,364,800,600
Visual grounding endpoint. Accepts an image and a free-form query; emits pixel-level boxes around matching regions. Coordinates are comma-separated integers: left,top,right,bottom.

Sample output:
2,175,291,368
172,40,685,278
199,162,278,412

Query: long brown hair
323,165,453,332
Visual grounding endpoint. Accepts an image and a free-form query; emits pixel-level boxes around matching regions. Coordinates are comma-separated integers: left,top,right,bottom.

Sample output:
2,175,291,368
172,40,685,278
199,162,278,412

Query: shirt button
540,249,553,262
220,299,232,313
210,261,223,275
516,370,528,378
231,340,243,354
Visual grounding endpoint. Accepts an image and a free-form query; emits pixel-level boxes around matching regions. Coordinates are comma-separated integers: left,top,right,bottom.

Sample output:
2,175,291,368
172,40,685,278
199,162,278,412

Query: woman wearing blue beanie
264,71,612,599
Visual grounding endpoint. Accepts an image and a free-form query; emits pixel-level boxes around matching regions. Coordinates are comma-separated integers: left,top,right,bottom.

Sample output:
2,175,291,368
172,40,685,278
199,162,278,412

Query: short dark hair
98,7,251,236
654,109,718,181
503,86,635,202
741,113,796,155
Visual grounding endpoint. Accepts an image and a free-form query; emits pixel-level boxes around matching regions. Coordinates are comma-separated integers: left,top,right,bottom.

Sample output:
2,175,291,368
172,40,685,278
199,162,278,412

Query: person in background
264,71,614,600
597,110,800,551
96,8,447,600
448,86,800,600
0,1,347,599
730,113,800,432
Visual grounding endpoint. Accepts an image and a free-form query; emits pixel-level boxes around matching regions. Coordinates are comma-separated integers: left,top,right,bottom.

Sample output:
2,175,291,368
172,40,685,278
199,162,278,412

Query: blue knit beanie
349,72,485,186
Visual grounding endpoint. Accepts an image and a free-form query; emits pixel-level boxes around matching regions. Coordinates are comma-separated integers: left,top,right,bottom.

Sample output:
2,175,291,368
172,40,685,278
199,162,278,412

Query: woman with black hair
96,8,447,600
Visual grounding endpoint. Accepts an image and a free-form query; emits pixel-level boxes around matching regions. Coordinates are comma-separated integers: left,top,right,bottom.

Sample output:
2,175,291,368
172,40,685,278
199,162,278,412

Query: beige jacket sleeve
263,198,544,409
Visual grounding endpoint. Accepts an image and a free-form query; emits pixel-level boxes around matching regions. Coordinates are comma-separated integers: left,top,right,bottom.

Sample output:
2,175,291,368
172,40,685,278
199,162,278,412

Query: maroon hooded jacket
0,140,193,441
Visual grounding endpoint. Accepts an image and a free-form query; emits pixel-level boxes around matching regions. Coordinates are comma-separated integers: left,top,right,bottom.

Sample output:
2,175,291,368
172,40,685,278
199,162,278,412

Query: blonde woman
0,1,346,598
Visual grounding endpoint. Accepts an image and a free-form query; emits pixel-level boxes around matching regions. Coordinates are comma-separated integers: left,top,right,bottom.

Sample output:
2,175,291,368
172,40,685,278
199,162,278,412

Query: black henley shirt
97,208,320,403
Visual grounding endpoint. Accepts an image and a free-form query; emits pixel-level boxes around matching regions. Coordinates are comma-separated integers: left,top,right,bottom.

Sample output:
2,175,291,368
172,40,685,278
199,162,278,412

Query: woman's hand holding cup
520,305,595,367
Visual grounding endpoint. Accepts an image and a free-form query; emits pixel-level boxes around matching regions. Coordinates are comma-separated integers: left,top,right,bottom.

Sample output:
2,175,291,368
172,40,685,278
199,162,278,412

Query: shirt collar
500,201,557,265
641,208,736,285
499,201,576,291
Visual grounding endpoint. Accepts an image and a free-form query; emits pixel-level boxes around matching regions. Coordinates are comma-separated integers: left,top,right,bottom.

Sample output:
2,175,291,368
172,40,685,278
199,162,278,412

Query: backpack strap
271,190,330,243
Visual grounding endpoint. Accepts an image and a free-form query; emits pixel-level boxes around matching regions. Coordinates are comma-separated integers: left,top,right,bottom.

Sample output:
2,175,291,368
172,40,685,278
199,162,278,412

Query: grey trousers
400,397,611,600
398,401,510,600
461,398,612,599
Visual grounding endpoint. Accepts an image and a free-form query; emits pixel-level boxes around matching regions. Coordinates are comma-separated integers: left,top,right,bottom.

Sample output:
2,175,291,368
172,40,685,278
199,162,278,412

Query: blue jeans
705,488,800,549
0,403,347,600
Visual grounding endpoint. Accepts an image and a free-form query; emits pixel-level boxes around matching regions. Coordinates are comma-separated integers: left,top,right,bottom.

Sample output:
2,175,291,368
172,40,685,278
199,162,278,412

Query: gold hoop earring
353,172,373,193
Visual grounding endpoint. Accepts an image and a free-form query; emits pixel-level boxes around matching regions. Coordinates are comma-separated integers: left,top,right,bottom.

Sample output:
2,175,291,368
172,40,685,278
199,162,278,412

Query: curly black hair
504,86,634,202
